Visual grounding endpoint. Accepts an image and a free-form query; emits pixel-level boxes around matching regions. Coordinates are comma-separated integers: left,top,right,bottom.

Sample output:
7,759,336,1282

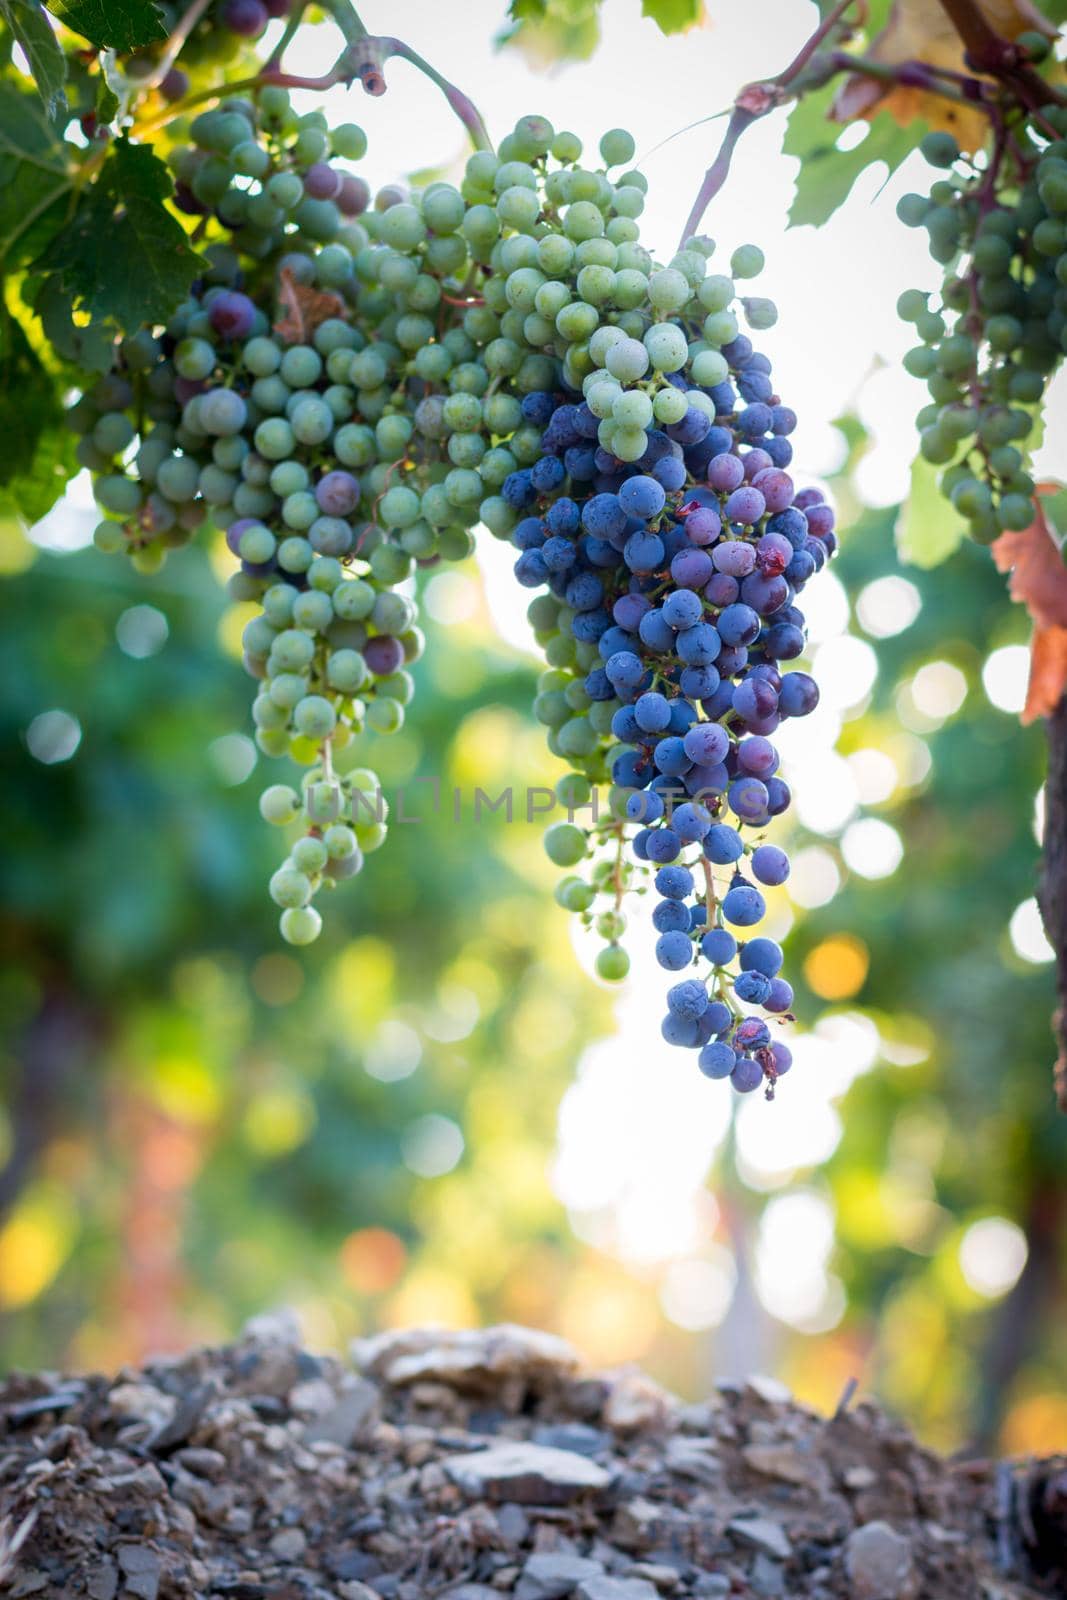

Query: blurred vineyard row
0,416,1064,1456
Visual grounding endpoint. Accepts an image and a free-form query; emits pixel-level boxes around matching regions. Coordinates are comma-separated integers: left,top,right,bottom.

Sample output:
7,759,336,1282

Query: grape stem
138,1,492,151
341,35,493,151
700,856,717,937
266,0,312,71
139,0,214,93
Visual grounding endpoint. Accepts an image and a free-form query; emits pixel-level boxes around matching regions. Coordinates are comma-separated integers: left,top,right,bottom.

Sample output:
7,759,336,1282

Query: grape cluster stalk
74,100,836,1098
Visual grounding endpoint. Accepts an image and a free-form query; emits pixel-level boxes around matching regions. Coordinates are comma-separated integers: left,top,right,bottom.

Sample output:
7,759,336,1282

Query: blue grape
730,1056,764,1093
701,928,737,966
739,938,782,977
751,844,790,885
653,898,691,933
667,979,709,1019
698,1041,736,1079
655,864,694,900
704,824,743,864
723,883,766,926
656,931,693,971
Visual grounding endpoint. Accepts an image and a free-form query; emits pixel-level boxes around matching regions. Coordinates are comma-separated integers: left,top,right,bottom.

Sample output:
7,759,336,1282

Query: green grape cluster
896,110,1067,543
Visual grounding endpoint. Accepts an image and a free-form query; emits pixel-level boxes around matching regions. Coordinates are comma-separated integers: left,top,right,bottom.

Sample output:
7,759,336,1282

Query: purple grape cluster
517,336,836,1098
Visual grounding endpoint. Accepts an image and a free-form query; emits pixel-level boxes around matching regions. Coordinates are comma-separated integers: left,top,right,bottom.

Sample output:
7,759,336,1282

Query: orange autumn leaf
273,269,346,345
832,0,1057,151
992,489,1067,723
1021,626,1067,723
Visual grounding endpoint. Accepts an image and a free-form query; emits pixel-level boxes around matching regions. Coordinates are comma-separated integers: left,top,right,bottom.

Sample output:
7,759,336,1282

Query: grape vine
4,0,1066,1104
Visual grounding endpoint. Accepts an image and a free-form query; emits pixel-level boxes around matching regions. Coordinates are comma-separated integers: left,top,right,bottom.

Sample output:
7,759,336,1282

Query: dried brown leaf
273,269,346,345
1021,626,1067,724
992,490,1067,724
991,494,1067,632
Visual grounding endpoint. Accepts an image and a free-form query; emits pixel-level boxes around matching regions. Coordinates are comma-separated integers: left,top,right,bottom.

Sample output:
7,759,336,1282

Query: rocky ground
0,1319,1064,1600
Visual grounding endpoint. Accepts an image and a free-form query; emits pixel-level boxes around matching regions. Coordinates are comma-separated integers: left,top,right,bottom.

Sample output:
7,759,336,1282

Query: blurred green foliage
1,428,1065,1456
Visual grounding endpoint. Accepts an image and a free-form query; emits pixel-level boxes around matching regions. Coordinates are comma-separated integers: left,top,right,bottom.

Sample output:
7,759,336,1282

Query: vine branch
139,1,491,151
676,0,862,247
677,0,1063,247
936,0,1065,110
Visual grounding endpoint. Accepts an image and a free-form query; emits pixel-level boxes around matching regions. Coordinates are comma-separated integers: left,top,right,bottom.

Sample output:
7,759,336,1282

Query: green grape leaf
0,81,72,270
497,0,600,61
0,0,67,115
43,0,164,50
1041,484,1067,552
783,84,922,228
34,275,116,371
0,311,75,519
896,452,967,569
34,137,202,332
640,0,702,30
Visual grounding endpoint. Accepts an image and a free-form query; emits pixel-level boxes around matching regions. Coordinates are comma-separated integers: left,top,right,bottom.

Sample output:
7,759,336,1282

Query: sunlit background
2,0,1066,1458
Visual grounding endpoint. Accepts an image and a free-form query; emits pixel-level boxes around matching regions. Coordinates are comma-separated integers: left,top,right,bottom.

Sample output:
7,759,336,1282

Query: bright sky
31,0,1054,1345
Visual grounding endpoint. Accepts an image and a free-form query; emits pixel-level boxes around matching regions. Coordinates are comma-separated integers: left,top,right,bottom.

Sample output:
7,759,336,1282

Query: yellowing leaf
831,0,1057,150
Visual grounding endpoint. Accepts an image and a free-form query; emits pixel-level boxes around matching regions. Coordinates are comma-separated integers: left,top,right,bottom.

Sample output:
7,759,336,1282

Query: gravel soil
1,1319,1064,1600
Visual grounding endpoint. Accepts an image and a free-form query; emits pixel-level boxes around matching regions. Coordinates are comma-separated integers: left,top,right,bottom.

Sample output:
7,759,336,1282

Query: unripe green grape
270,865,312,908
572,239,613,273
919,425,955,464
556,876,595,912
574,264,613,306
653,385,689,424
96,475,142,515
437,526,476,561
544,822,588,866
921,130,960,168
897,288,927,322
280,905,322,945
263,584,298,627
93,520,126,554
595,944,630,981
293,590,334,631
730,243,764,278
291,396,333,446
260,784,302,825
703,309,738,346
271,628,316,671
254,417,295,460
903,345,937,378
691,349,729,385
309,556,344,591
998,492,1035,529
291,835,328,874
327,649,369,693
323,822,358,859
588,701,618,736
174,337,216,380
92,412,135,456
293,695,337,739
282,491,317,530
560,201,602,243
239,524,276,564
306,780,343,824
367,698,404,733
331,121,367,159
